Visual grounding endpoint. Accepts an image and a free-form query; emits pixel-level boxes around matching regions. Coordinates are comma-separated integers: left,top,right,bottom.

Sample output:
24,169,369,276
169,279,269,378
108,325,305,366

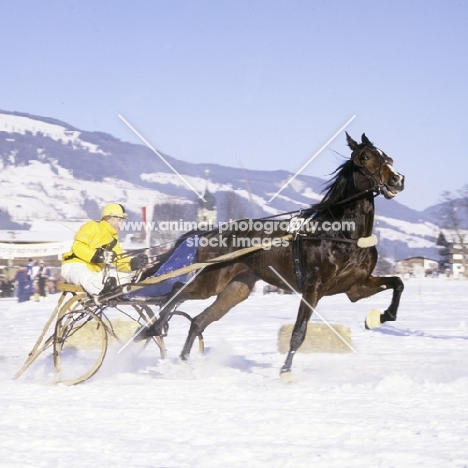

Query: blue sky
1,0,467,211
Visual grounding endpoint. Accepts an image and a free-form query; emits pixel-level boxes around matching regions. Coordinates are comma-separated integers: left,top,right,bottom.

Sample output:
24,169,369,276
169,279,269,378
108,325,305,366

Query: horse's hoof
280,371,295,384
177,356,189,365
365,309,382,330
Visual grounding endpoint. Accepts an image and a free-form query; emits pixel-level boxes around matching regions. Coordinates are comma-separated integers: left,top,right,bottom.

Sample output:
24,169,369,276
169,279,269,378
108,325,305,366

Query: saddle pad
125,238,198,299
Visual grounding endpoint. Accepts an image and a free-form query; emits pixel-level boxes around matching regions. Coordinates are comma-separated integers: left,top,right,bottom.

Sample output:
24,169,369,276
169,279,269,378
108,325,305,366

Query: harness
144,150,390,293
290,151,389,292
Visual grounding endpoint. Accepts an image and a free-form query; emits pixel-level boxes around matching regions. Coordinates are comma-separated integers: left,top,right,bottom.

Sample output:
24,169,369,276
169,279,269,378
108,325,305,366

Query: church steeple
197,169,217,226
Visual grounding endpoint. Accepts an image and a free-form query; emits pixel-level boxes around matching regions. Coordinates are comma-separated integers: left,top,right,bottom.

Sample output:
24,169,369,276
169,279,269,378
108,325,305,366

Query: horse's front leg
281,286,322,379
346,275,404,329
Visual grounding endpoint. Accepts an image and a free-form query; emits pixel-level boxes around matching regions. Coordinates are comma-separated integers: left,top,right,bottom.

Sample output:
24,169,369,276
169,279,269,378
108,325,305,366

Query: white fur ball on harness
357,234,378,248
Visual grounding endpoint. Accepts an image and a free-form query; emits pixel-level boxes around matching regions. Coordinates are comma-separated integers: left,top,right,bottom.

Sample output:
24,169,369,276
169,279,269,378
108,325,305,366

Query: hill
0,109,443,260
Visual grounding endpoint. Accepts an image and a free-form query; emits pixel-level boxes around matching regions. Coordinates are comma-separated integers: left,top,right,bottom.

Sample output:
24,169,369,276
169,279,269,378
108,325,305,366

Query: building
437,230,468,277
0,220,83,276
394,256,440,277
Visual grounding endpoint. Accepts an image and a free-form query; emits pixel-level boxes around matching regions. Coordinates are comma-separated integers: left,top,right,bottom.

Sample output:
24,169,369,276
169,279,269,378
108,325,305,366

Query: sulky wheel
53,298,108,386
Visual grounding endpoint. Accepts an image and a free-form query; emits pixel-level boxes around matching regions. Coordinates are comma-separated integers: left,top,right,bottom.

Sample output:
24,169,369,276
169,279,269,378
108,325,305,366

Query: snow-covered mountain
0,109,442,259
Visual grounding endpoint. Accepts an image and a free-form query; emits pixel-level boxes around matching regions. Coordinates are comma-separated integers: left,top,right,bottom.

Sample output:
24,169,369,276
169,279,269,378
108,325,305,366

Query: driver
61,203,148,299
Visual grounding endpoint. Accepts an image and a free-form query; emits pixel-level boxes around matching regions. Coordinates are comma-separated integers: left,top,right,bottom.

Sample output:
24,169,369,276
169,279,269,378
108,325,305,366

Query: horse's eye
361,155,369,162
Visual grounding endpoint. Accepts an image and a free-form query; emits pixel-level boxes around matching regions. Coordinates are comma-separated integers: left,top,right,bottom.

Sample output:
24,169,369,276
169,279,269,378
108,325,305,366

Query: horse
142,132,405,378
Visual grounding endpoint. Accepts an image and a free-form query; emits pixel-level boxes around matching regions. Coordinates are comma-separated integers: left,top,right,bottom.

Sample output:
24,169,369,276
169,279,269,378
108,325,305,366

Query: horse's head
346,133,405,199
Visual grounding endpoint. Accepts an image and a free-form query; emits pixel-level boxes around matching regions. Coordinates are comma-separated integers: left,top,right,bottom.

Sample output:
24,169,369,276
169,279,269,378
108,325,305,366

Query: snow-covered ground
1,277,468,467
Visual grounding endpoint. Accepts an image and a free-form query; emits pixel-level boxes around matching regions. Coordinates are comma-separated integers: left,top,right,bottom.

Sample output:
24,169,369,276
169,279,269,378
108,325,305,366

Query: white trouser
61,263,134,296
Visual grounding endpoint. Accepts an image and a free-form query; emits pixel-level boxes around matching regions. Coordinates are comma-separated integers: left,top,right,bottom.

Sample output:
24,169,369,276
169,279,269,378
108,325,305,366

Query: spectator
26,258,34,281
36,260,50,301
14,266,32,303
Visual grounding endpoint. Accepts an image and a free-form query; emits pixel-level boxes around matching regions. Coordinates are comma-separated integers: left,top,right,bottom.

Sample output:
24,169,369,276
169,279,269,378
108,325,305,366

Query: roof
0,220,85,243
396,256,439,263
198,189,216,210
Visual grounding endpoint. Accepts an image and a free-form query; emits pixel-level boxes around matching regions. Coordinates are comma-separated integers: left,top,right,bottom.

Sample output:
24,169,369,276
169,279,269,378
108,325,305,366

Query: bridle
352,147,391,198
330,149,389,207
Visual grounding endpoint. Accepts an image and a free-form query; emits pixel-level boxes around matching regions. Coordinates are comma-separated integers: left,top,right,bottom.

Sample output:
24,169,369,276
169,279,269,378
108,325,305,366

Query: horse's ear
361,133,372,146
346,132,359,151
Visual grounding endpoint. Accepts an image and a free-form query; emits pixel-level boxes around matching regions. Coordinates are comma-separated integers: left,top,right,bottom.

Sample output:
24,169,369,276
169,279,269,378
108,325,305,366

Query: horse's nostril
389,174,402,187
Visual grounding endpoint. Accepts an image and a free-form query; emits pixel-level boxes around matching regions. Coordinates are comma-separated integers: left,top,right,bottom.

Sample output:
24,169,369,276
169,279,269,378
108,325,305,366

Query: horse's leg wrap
347,276,404,328
280,371,295,383
365,309,383,329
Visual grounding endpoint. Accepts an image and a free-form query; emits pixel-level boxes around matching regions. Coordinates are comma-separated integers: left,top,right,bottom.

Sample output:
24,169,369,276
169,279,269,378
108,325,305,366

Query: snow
302,187,323,201
375,216,440,249
0,112,107,155
376,215,440,238
139,172,279,213
1,277,468,467
376,227,436,249
0,160,176,224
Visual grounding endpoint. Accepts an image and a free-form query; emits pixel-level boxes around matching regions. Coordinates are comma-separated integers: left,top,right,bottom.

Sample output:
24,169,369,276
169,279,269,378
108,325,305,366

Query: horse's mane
309,159,355,216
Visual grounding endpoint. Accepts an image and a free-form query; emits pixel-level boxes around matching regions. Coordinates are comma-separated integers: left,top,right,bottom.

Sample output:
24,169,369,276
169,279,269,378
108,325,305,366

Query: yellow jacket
62,220,131,273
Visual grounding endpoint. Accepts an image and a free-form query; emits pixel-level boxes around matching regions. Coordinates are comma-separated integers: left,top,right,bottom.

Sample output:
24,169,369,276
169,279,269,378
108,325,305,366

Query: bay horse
142,132,405,378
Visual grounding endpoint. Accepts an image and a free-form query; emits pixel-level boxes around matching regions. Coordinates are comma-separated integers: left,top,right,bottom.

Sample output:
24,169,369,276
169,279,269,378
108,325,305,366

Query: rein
140,157,385,271
246,186,381,223
141,186,382,268
335,187,380,205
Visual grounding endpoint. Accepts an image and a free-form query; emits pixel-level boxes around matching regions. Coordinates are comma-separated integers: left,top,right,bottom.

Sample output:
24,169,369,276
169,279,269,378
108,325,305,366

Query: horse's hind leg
180,273,256,360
